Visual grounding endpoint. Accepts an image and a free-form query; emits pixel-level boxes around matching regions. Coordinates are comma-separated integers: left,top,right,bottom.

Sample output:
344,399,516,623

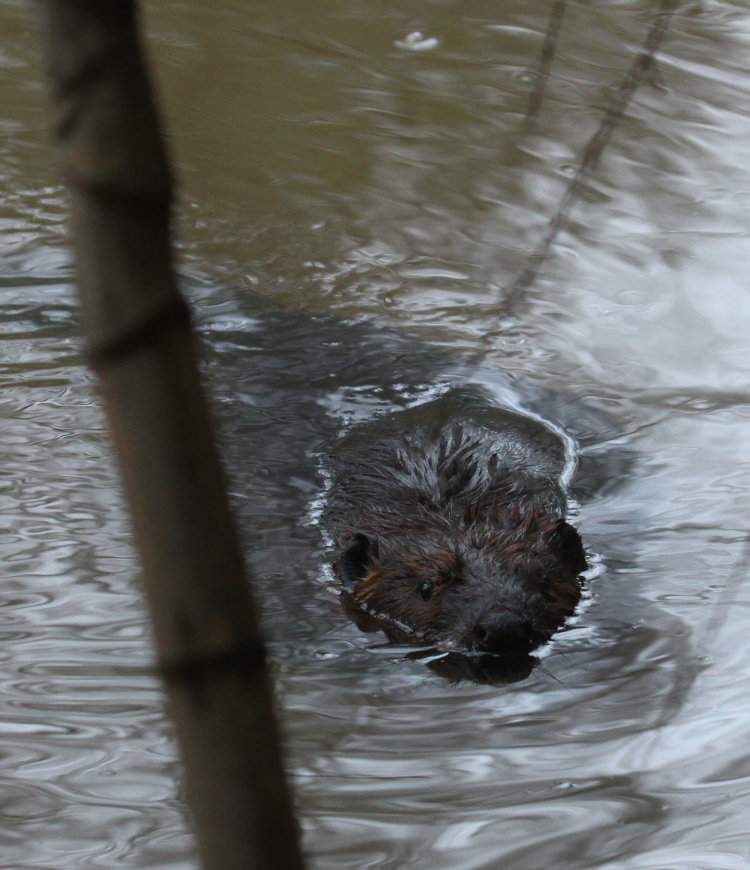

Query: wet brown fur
324,392,587,656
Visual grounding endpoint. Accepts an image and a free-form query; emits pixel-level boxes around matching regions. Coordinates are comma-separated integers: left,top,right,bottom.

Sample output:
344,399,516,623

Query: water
4,0,750,867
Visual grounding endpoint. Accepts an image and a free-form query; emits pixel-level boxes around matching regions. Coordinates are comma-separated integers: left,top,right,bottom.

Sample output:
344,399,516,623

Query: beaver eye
419,581,434,600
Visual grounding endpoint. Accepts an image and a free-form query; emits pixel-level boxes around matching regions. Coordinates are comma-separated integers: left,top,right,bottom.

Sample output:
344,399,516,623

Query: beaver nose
469,611,536,655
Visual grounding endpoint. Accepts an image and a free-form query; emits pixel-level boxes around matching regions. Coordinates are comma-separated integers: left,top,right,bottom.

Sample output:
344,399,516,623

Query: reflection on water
4,0,750,867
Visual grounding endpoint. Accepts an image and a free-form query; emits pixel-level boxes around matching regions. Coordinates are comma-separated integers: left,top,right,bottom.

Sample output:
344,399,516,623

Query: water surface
3,1,750,867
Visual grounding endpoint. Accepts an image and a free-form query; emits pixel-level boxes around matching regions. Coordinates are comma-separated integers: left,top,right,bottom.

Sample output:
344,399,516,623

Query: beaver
322,388,587,658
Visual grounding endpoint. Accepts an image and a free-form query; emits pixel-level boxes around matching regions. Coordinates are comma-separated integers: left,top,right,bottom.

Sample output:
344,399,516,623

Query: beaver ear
547,520,587,574
340,533,379,587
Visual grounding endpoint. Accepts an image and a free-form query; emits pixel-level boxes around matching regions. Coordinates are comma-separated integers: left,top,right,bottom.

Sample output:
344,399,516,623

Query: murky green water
4,0,750,867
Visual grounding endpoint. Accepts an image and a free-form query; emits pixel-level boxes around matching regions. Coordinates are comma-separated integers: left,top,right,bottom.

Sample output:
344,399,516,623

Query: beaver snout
467,609,538,655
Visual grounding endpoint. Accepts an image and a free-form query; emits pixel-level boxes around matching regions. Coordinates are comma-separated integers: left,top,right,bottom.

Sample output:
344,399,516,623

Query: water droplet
395,31,441,52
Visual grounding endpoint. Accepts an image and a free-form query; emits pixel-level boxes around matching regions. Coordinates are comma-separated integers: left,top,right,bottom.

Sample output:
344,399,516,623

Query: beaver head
337,512,586,656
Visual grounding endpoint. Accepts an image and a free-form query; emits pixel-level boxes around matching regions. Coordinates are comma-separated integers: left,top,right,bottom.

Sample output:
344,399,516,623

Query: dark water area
4,0,750,867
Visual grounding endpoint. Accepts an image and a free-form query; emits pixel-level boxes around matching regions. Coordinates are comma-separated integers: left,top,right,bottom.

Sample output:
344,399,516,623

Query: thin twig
525,0,569,126
699,532,750,650
501,0,678,320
